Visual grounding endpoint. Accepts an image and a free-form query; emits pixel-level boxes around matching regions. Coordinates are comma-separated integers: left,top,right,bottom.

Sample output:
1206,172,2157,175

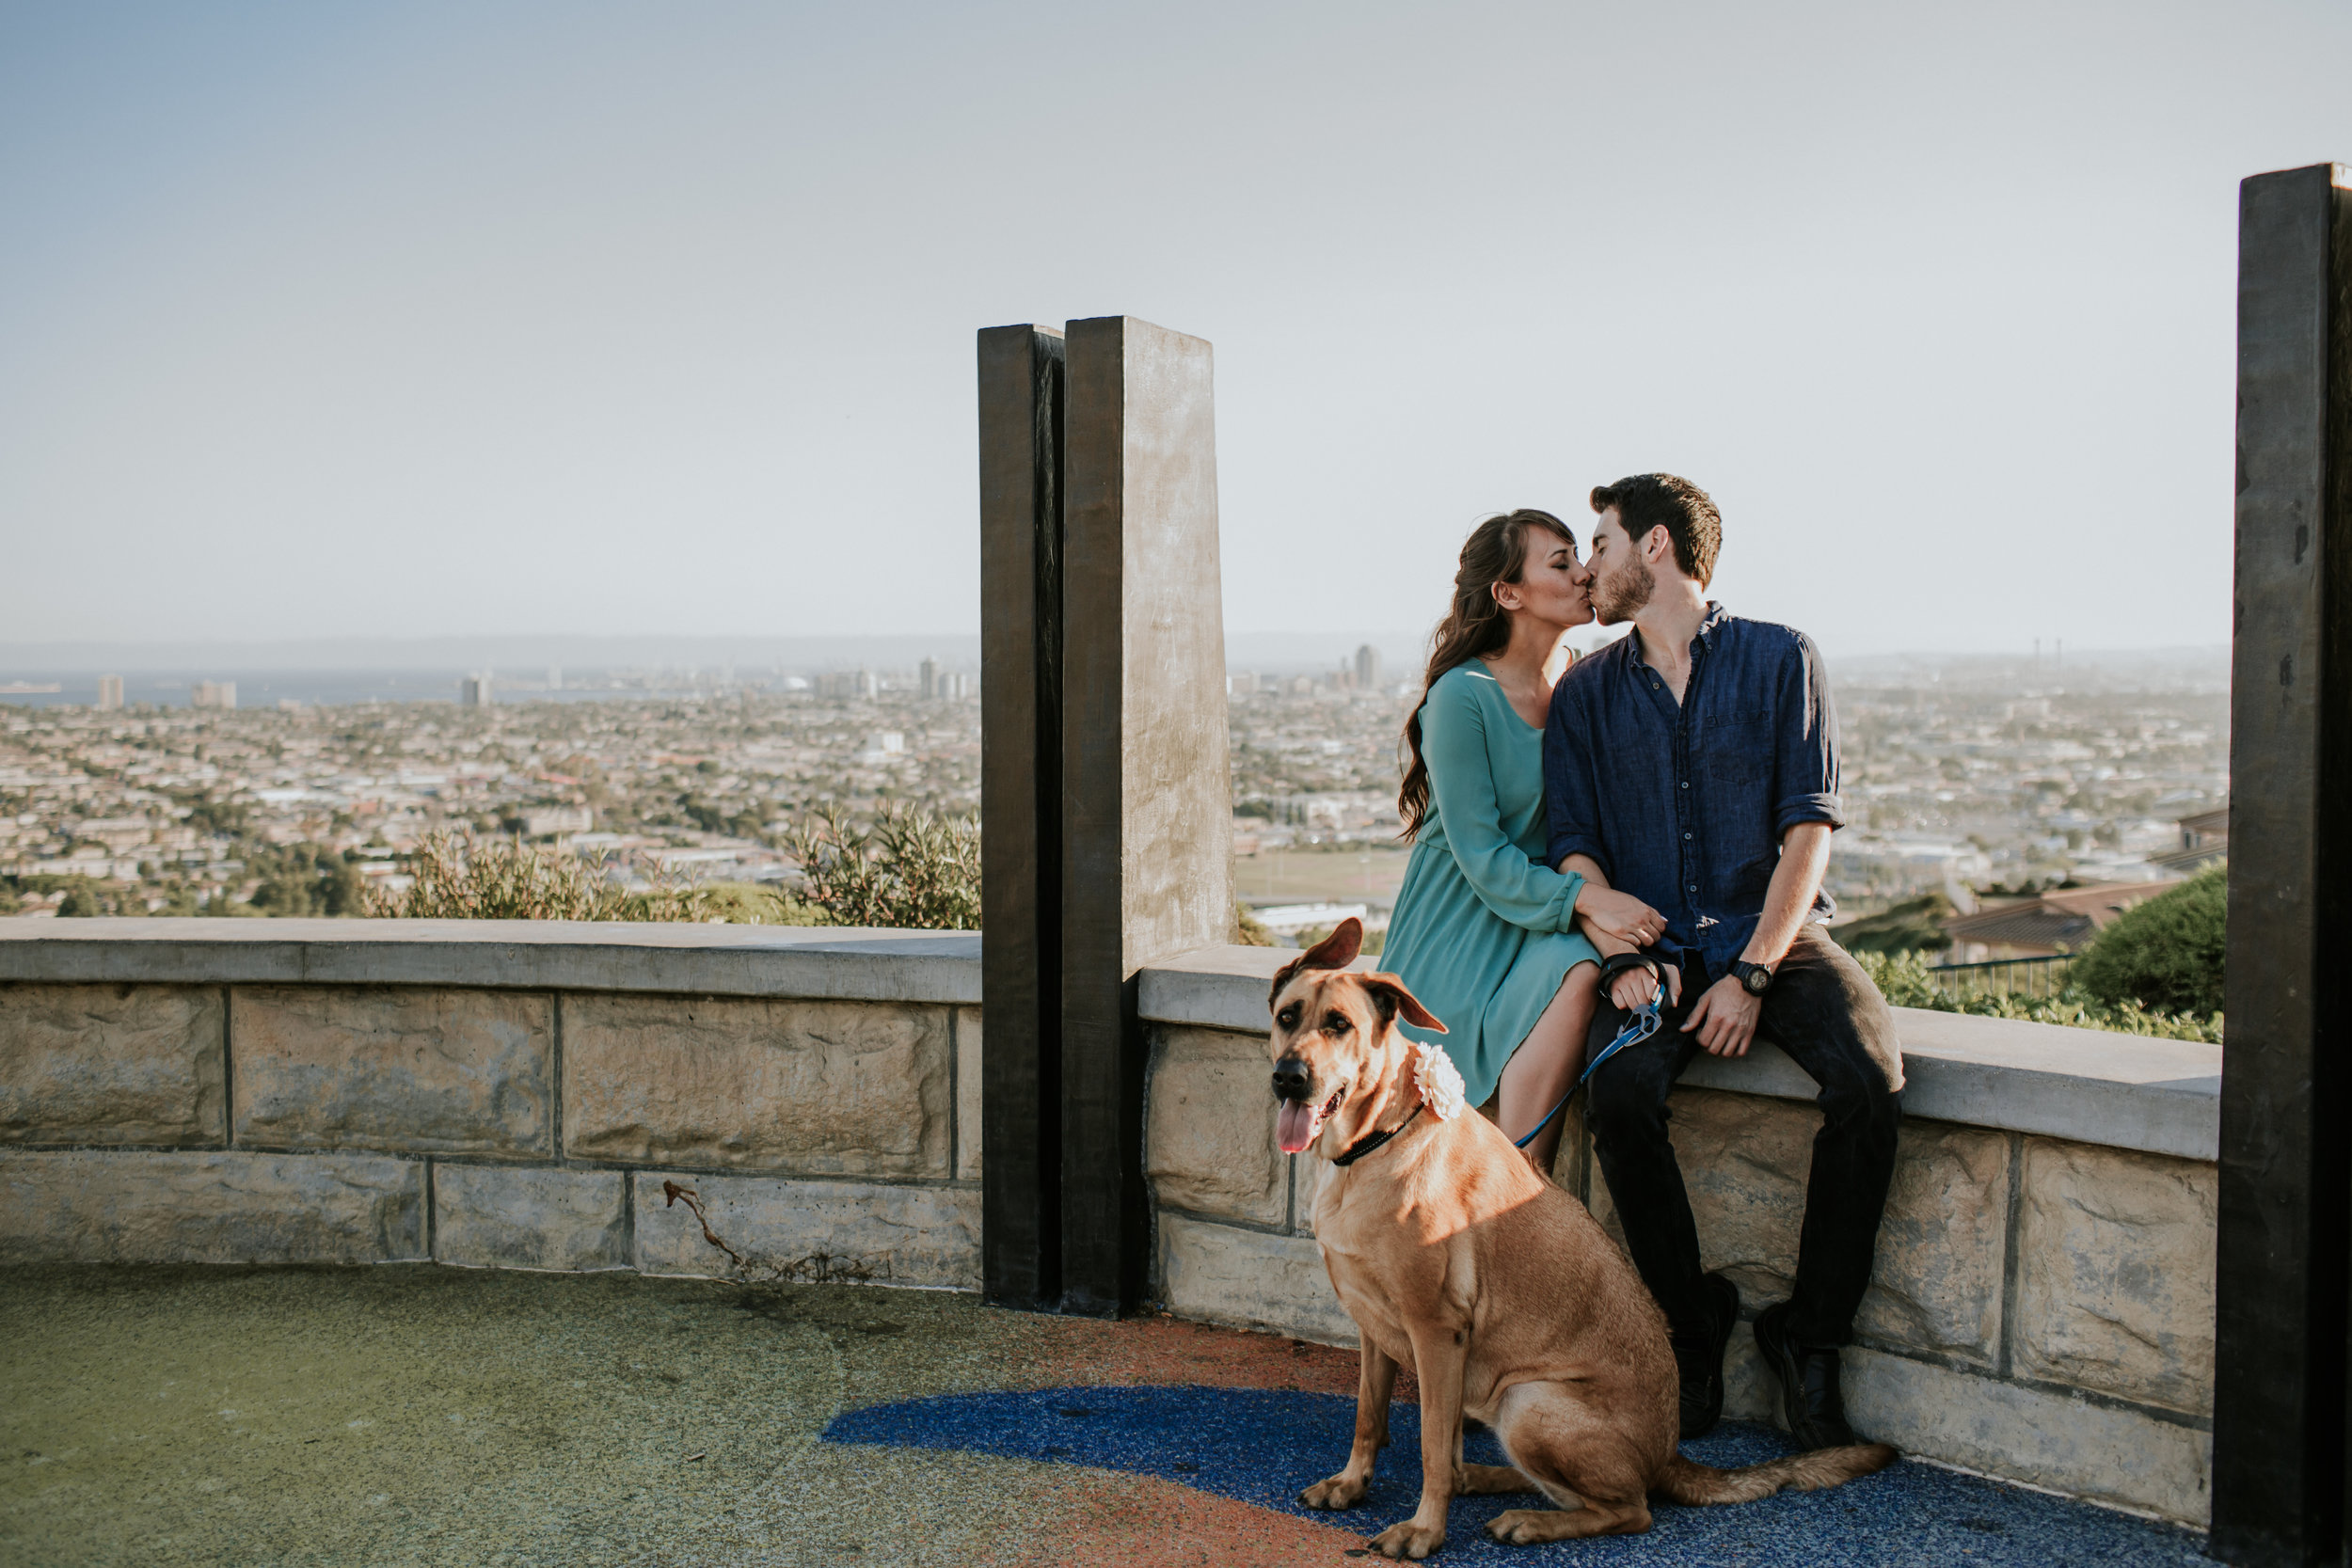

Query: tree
2069,863,2226,1016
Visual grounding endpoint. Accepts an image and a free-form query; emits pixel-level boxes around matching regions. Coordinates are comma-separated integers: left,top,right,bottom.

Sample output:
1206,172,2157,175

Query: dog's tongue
1276,1100,1320,1155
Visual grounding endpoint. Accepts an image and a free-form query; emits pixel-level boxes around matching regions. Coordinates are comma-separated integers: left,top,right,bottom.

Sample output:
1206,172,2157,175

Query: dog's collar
1331,1101,1426,1167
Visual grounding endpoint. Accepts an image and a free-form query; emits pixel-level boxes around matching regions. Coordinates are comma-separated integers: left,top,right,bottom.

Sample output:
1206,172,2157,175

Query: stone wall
1137,946,2220,1526
1,923,2220,1524
0,925,985,1289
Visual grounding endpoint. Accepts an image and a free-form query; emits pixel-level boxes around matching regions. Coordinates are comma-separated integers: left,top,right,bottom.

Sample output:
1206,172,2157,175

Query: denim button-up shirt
1543,604,1843,980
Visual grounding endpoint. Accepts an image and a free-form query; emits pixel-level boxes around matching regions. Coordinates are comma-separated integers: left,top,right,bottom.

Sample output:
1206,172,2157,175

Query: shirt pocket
1702,710,1774,788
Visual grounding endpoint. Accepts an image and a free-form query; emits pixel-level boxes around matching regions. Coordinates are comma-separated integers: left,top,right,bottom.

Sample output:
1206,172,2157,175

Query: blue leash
1512,982,1664,1150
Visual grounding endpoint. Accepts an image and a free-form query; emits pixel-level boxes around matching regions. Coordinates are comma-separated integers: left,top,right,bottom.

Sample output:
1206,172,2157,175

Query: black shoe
1668,1273,1740,1440
1754,1301,1860,1449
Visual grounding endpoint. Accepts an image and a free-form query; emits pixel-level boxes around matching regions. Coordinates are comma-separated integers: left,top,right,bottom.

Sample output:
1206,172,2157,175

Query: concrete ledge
1138,944,2221,1161
0,1148,425,1265
0,920,981,1005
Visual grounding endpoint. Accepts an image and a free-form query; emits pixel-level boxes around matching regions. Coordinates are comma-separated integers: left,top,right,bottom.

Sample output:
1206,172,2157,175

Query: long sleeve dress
1379,660,1601,1108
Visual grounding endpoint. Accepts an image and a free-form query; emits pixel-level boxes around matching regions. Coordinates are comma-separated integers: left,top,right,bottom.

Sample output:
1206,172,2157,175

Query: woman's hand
1574,883,1667,947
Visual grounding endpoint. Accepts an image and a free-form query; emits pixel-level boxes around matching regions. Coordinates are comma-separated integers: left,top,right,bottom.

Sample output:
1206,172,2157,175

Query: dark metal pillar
2212,161,2352,1568
977,324,1065,1310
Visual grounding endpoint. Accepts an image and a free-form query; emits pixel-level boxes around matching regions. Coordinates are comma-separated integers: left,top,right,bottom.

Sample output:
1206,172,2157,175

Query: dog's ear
1266,916,1365,1010
1359,972,1447,1034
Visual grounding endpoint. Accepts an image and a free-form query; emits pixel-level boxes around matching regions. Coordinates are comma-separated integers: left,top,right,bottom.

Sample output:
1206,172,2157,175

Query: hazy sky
5,3,2347,657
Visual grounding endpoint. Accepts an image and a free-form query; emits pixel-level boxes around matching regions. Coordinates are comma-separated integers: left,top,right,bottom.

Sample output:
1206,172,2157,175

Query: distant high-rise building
460,673,492,707
192,681,236,710
1354,644,1382,692
96,674,123,711
919,657,940,699
1229,671,1260,696
856,669,878,700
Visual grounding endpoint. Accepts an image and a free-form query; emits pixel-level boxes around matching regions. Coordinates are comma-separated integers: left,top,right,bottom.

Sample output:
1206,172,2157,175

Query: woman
1379,509,1666,1173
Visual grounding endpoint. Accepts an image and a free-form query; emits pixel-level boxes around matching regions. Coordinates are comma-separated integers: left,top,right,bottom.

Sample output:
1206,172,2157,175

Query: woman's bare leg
1499,962,1600,1177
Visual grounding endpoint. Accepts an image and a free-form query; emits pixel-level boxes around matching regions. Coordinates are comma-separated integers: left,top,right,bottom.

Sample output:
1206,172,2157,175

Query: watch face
1743,967,1771,994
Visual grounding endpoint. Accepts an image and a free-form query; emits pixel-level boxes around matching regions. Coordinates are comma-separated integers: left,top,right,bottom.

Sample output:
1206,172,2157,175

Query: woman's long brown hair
1397,509,1578,841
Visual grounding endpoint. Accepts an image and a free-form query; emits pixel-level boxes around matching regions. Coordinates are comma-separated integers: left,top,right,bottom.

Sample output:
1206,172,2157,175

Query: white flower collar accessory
1413,1040,1468,1121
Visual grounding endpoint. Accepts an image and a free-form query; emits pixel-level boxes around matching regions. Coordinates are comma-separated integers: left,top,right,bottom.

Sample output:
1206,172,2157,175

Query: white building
96,674,123,711
192,681,236,710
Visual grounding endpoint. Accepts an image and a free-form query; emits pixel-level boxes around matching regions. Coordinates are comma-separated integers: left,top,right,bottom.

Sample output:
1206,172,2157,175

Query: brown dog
1267,918,1895,1559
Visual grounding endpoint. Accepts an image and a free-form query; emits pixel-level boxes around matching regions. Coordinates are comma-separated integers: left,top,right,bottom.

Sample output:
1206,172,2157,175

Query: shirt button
1683,832,1692,840
1687,884,1697,893
1679,781,1689,789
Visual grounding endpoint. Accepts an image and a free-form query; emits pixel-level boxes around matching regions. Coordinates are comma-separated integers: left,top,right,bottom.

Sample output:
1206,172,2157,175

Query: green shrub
373,833,711,922
1850,948,2221,1043
783,803,979,930
1234,903,1277,946
2069,863,2227,1016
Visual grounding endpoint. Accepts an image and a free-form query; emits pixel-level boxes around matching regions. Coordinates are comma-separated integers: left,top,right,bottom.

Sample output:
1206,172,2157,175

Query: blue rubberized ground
824,1386,2206,1565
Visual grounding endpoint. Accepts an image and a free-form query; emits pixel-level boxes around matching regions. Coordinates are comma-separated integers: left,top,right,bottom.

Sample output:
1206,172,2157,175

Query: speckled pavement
0,1265,2203,1566
829,1387,2205,1565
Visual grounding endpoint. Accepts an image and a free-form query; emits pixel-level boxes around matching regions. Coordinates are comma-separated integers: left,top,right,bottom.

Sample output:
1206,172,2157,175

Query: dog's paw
1485,1509,1565,1545
1297,1474,1367,1511
1369,1520,1444,1560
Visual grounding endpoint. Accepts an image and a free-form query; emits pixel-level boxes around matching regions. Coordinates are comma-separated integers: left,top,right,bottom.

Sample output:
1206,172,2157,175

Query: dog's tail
1654,1443,1898,1506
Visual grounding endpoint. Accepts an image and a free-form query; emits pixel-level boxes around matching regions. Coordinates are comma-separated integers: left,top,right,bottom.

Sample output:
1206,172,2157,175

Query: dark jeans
1584,924,1904,1348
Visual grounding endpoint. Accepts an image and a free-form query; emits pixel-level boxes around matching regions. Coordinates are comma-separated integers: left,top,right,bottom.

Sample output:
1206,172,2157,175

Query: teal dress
1382,661,1600,1108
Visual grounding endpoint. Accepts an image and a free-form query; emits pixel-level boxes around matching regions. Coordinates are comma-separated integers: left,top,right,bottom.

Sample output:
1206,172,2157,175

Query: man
1543,473,1902,1449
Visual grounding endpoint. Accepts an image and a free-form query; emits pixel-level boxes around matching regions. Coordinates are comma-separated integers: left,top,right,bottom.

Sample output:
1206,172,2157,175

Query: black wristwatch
1732,959,1775,996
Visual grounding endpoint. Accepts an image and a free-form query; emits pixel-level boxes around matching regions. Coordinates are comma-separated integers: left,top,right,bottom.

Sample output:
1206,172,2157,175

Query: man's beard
1591,558,1655,625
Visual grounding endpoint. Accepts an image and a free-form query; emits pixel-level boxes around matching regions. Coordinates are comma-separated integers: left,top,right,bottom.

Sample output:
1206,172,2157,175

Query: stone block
433,1163,628,1272
630,1171,978,1289
0,1148,424,1264
2013,1136,2217,1415
1157,1213,1355,1345
955,1006,981,1180
1589,1089,2008,1365
1862,1121,2010,1365
564,996,949,1178
0,983,225,1146
1721,1336,2209,1523
231,987,551,1157
1147,1025,1286,1227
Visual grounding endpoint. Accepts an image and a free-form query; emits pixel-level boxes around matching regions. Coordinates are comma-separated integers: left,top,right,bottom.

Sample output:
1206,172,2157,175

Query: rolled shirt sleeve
1772,633,1845,836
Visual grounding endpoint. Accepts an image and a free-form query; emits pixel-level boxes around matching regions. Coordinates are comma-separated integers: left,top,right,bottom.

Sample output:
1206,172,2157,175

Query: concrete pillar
1057,316,1235,1316
2213,162,2352,1568
977,325,1066,1310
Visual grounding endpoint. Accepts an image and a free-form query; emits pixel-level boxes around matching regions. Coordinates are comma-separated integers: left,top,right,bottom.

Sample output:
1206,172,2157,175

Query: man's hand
1681,974,1761,1056
1607,961,1680,1012
1574,883,1666,947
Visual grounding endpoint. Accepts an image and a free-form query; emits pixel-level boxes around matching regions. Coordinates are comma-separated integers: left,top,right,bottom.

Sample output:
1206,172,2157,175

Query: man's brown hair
1590,473,1722,587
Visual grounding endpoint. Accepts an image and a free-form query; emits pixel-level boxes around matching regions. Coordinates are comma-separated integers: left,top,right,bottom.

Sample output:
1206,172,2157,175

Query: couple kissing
1377,472,1904,1449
